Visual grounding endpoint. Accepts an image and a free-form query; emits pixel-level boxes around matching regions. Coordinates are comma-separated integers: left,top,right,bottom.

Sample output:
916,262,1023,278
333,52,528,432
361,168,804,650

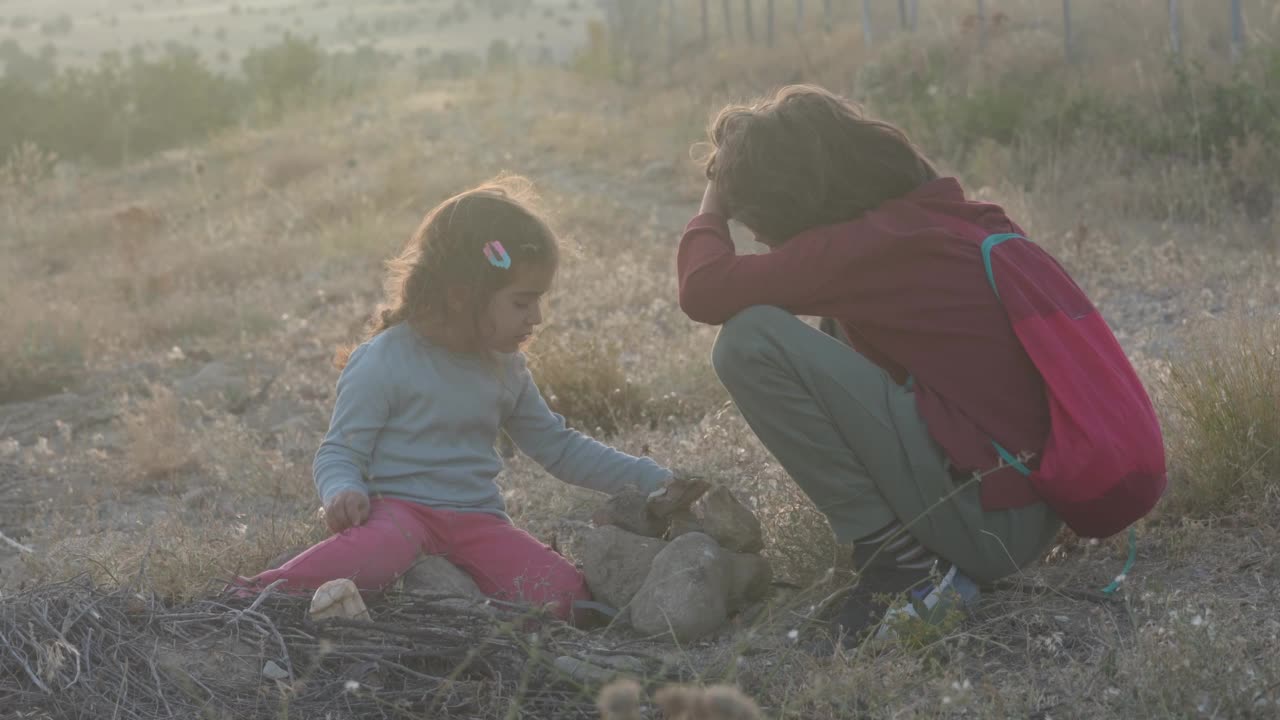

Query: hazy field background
0,0,592,67
1,1,1279,718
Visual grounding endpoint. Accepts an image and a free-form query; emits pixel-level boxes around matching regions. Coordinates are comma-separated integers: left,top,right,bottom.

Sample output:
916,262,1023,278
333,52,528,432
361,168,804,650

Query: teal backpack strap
992,440,1033,476
980,232,1026,300
1100,526,1138,595
983,232,1034,479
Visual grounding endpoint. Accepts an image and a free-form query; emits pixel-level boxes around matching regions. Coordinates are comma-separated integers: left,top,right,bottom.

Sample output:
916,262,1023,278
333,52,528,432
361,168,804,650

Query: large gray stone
666,508,704,540
723,551,772,614
399,554,486,604
696,486,764,554
629,532,729,643
577,525,668,610
591,488,668,538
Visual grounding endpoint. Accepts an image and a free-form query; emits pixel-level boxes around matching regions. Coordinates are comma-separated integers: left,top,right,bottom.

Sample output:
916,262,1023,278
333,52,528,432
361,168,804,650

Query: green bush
0,35,397,167
316,44,401,101
0,317,85,404
486,38,513,68
241,32,322,117
886,44,1280,219
1158,51,1280,161
126,47,242,157
0,39,57,85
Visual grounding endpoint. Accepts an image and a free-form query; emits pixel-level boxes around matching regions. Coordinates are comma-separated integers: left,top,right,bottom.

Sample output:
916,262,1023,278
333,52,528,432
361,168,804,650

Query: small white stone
262,660,289,680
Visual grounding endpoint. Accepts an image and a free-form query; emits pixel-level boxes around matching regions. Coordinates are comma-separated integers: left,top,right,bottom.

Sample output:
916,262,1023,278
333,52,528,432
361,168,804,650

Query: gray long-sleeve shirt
312,322,671,520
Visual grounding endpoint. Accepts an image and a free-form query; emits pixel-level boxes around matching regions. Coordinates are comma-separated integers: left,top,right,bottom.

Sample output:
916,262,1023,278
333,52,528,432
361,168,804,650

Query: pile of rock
573,483,773,643
302,481,774,645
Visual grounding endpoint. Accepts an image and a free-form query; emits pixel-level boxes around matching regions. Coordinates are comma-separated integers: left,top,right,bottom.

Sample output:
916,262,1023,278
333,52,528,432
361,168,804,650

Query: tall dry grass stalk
1161,313,1280,519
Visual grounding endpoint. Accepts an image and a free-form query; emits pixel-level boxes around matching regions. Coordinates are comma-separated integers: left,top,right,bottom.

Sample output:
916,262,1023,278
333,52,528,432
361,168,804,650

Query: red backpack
981,233,1167,540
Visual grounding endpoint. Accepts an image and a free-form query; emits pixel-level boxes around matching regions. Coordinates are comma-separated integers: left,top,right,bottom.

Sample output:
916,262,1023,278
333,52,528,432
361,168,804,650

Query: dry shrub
526,327,686,437
123,384,200,483
0,307,85,405
198,413,317,506
1160,313,1280,520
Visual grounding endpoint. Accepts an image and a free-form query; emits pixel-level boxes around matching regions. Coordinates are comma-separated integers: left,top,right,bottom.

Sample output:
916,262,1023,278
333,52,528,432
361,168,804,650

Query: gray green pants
711,305,1061,584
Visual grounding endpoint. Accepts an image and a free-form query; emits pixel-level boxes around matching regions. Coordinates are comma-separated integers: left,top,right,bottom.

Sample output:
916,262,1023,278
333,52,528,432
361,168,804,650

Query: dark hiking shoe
833,562,981,647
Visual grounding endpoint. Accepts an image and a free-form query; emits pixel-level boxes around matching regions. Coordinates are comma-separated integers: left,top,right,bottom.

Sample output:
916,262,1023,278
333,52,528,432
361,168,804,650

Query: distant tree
241,33,322,115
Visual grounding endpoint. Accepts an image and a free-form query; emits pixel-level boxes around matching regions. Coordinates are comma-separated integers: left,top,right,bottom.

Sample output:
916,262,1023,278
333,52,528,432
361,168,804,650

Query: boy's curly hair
336,173,558,368
701,83,939,245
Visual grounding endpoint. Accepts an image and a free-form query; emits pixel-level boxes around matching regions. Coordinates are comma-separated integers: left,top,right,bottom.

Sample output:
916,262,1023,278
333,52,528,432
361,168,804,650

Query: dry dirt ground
2,19,1280,719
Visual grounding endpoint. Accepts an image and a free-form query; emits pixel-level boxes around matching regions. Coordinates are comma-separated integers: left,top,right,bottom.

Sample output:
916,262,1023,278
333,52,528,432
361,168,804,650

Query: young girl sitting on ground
237,175,678,623
676,84,1090,645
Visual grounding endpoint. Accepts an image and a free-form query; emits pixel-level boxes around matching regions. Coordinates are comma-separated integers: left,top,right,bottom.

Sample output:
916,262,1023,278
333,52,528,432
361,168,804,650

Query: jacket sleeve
312,344,393,504
502,355,672,496
676,213,886,325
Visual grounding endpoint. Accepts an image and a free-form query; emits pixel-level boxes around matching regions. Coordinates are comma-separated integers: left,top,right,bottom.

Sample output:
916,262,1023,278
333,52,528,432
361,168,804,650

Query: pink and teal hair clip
483,241,511,269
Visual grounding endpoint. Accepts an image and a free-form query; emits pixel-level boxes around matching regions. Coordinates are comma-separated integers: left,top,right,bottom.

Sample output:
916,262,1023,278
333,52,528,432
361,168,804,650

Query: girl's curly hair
701,83,939,245
336,173,558,368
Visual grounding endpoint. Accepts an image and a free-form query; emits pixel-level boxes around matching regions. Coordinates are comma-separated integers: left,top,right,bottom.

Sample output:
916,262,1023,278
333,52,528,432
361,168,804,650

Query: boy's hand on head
324,490,370,533
699,179,728,218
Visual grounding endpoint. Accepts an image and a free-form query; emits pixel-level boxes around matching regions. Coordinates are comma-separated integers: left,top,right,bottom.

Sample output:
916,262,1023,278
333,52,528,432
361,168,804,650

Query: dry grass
0,292,85,404
526,326,699,437
1159,314,1280,520
122,384,200,483
2,3,1279,717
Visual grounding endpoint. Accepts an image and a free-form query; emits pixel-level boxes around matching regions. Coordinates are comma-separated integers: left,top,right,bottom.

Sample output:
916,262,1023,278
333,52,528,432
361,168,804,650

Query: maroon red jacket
677,177,1048,510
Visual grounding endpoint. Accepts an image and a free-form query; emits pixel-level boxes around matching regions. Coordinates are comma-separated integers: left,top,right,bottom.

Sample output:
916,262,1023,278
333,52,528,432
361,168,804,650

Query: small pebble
262,660,289,681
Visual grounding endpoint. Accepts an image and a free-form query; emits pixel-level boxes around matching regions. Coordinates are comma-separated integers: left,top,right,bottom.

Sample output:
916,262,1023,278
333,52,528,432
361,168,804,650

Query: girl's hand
324,490,370,533
699,179,728,218
647,471,711,517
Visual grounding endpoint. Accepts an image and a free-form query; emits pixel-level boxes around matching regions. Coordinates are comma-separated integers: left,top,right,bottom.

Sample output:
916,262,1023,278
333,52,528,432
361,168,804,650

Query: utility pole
1063,0,1074,63
977,0,986,49
701,0,710,45
766,0,775,46
861,0,872,47
1230,0,1245,63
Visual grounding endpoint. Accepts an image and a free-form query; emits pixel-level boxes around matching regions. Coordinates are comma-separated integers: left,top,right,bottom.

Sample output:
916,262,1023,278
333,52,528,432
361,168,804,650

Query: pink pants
237,498,589,622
